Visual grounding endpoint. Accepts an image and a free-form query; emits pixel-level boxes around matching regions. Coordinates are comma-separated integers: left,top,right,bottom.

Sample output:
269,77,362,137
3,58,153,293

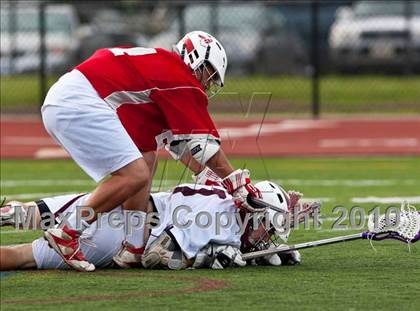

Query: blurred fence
1,0,419,116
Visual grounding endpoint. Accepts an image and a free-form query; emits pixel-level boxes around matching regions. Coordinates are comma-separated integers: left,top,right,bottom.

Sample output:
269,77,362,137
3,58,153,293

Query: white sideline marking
272,179,417,187
0,230,34,235
0,192,79,200
0,185,185,200
1,180,96,187
219,120,337,139
35,148,69,159
351,196,420,204
3,120,335,149
319,138,419,148
301,197,332,202
2,179,416,188
0,192,332,202
3,137,56,145
1,180,179,188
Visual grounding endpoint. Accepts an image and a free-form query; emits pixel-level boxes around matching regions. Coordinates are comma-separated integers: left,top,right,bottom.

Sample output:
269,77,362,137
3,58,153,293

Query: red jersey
75,47,219,152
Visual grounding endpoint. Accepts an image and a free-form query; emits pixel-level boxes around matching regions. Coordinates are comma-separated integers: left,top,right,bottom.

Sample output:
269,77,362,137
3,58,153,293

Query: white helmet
255,181,290,213
175,31,227,89
255,180,291,241
240,180,291,253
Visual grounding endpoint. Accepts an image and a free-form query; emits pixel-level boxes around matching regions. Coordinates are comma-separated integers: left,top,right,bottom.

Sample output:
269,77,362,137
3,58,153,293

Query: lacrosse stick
243,203,420,261
247,196,286,212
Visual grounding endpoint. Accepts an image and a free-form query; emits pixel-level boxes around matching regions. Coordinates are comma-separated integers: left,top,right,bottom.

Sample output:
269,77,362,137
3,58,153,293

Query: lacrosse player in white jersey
1,170,315,271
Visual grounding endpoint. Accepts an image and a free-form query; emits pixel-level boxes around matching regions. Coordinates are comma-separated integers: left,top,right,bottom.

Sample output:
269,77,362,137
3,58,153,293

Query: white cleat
113,241,144,269
44,225,95,272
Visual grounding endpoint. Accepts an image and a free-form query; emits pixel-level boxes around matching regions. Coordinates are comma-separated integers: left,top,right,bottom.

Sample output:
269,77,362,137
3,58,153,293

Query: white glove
263,254,282,266
221,169,263,212
259,241,281,266
192,167,223,186
193,244,246,269
278,249,301,265
257,244,301,266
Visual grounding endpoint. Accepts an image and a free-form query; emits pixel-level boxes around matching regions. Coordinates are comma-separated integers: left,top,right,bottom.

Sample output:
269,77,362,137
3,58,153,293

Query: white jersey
32,184,241,269
150,184,241,259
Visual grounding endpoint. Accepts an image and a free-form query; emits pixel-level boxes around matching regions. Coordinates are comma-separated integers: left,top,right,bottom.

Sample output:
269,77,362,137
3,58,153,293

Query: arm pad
165,138,220,166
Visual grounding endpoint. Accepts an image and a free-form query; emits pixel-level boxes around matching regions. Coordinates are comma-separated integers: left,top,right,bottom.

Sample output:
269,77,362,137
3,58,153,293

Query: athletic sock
124,211,146,248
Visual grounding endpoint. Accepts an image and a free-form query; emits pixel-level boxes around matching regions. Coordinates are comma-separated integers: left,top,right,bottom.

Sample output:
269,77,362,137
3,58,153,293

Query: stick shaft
242,233,363,261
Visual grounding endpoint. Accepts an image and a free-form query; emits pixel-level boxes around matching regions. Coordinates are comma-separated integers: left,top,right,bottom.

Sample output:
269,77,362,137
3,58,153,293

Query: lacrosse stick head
366,202,420,243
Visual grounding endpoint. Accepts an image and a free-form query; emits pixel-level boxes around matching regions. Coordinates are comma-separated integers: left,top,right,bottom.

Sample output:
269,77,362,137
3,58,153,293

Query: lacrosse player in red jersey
40,31,263,272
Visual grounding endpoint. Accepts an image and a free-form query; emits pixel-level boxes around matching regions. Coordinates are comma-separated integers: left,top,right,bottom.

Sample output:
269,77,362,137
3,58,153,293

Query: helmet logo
184,37,195,54
198,34,213,47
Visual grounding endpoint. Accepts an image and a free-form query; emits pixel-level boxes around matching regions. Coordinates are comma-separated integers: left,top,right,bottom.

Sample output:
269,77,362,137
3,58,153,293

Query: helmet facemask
240,211,290,253
193,61,222,99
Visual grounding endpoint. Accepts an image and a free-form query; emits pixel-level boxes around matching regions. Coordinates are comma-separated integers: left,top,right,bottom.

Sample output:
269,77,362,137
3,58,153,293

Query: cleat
0,201,26,226
44,225,95,272
113,241,144,269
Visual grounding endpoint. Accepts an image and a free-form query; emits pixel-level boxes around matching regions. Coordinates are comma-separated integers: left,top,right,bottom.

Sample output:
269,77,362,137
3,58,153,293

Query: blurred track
1,116,419,159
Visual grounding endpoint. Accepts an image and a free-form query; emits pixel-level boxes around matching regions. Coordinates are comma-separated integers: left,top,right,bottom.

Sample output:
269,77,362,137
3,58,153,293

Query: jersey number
173,186,227,200
109,47,157,56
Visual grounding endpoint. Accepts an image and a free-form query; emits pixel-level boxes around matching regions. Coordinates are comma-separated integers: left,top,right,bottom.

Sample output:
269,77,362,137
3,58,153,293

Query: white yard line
0,230,35,235
2,179,416,188
218,120,337,139
272,179,417,186
351,196,420,204
3,137,56,145
1,180,96,187
0,186,184,200
0,192,79,200
319,138,419,148
35,148,69,159
301,197,333,202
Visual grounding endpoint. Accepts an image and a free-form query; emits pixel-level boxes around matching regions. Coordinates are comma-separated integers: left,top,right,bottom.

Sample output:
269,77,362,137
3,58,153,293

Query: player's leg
121,150,157,228
0,244,36,271
82,159,150,217
112,152,157,268
41,70,149,271
142,150,159,181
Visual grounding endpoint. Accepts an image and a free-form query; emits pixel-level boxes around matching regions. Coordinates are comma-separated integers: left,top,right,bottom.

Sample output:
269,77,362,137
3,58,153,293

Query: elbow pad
165,138,220,165
187,138,220,165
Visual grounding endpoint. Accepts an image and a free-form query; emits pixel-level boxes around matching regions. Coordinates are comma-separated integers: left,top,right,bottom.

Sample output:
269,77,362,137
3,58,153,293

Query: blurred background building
1,0,419,116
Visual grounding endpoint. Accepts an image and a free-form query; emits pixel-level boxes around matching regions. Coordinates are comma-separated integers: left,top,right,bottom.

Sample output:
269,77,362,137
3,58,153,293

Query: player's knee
123,160,150,194
113,159,150,194
130,171,149,194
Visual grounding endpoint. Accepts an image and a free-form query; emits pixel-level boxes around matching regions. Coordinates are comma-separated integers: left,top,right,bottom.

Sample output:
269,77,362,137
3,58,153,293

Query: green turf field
1,157,419,310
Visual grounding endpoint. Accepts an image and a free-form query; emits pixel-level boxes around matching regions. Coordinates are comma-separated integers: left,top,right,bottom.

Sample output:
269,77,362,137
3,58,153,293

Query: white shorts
32,193,146,269
41,70,142,182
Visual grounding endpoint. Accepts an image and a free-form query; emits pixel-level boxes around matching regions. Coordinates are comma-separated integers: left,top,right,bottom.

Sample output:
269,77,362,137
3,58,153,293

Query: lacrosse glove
222,169,263,212
193,244,246,269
